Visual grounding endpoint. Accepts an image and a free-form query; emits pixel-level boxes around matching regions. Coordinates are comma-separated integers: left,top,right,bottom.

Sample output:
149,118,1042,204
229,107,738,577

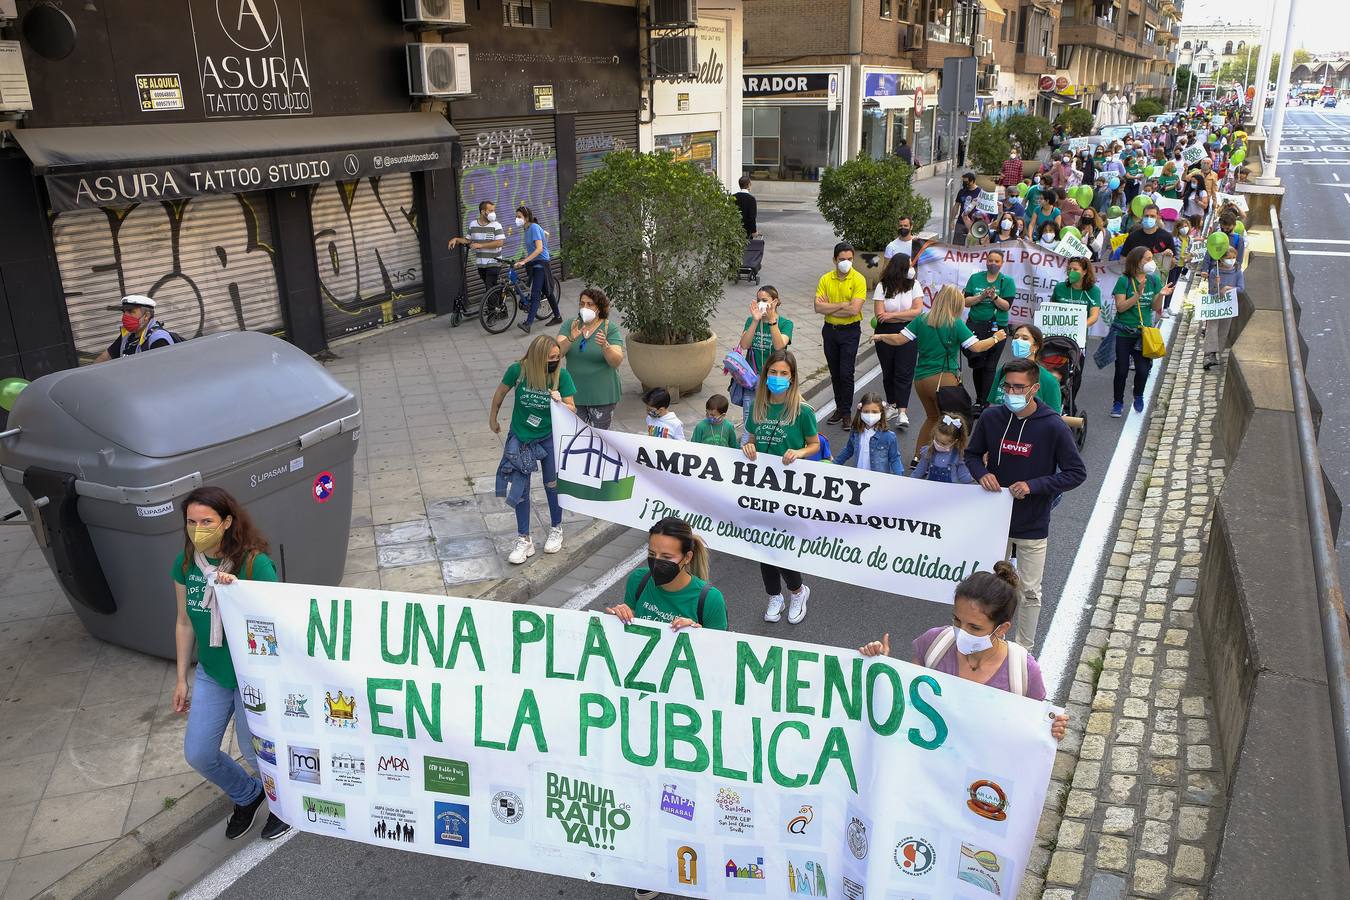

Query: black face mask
547,360,560,373
648,556,682,585
897,227,911,237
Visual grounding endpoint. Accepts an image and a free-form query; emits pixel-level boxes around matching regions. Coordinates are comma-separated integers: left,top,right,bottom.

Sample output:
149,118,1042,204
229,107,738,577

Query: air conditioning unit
650,35,698,79
651,0,697,27
901,24,923,51
978,73,997,93
1048,51,1058,67
407,43,471,97
0,40,33,113
402,0,466,26
979,38,993,57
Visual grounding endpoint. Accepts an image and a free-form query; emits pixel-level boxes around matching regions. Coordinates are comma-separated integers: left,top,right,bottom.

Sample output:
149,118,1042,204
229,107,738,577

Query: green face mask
1068,270,1083,284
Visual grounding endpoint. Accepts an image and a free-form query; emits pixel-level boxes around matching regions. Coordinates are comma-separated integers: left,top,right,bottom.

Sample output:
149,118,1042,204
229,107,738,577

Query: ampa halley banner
549,404,1013,605
219,581,1058,898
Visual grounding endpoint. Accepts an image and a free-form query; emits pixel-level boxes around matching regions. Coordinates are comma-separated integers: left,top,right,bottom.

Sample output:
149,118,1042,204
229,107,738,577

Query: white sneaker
764,594,785,623
897,410,910,428
886,403,900,419
787,584,811,624
544,526,564,554
507,536,535,565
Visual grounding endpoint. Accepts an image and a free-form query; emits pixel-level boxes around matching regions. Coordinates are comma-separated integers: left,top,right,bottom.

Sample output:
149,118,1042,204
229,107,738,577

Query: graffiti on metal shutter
459,130,560,260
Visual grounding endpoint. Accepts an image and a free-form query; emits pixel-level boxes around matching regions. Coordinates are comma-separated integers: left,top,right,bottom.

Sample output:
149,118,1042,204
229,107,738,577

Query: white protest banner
914,239,1125,337
550,404,1011,604
1196,288,1238,320
1034,301,1089,348
218,581,1058,898
1067,137,1088,154
1156,197,1183,221
1215,191,1247,214
976,190,1000,215
1052,233,1091,260
1181,144,1206,167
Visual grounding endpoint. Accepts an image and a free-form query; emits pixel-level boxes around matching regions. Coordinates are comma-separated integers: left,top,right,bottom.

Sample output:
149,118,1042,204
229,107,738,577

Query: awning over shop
1040,91,1083,107
13,112,459,212
979,0,1006,21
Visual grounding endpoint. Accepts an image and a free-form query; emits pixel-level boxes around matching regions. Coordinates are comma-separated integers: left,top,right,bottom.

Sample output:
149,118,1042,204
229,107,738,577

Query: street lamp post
1266,0,1301,182
1252,0,1283,136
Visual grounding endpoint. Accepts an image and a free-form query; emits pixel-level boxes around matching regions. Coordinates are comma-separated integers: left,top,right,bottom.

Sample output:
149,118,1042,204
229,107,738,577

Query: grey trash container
0,331,361,659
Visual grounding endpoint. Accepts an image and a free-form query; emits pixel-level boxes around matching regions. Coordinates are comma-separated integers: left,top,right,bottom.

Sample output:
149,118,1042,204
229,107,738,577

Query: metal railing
1269,206,1350,858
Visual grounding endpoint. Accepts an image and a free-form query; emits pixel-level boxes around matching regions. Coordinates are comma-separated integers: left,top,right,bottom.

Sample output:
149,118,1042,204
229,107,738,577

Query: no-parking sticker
313,471,335,503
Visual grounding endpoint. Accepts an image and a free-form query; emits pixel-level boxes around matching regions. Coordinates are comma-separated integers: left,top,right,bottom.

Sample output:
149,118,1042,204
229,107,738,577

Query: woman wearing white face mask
858,562,1068,740
1108,247,1172,416
872,254,924,427
990,214,1020,244
556,287,624,429
1038,224,1059,248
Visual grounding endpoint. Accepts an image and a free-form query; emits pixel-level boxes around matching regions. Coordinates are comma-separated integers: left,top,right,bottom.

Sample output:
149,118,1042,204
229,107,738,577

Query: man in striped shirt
449,200,505,288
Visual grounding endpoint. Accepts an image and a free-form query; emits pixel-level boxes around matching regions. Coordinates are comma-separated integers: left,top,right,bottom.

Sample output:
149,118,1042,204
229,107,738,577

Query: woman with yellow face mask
170,486,290,842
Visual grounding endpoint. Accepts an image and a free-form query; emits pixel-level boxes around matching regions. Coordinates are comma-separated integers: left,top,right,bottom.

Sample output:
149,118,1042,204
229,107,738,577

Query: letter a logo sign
219,0,280,52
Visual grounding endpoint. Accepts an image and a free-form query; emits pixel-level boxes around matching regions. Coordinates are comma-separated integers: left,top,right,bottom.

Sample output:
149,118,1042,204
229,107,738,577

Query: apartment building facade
1057,0,1181,121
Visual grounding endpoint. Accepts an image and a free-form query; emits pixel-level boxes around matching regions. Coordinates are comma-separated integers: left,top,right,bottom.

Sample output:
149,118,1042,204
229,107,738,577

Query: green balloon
1221,127,1229,135
1058,226,1082,242
1017,182,1029,197
1230,148,1246,166
1234,220,1246,235
1130,194,1148,218
0,377,28,413
1078,185,1095,207
1207,231,1230,261
1108,205,1123,218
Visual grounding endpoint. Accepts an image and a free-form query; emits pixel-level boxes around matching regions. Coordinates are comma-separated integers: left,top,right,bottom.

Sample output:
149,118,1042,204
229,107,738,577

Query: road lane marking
1290,250,1350,257
180,828,298,900
1287,238,1350,244
1337,173,1343,182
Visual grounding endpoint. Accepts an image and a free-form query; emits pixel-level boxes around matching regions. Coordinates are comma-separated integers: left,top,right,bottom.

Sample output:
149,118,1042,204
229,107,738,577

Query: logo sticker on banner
551,405,1012,604
217,581,1059,896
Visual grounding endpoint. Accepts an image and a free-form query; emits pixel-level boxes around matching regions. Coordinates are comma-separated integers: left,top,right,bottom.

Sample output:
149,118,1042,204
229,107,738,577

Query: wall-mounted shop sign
186,0,312,118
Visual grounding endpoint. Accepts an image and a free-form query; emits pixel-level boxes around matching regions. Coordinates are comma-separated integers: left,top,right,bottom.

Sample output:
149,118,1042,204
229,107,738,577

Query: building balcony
1016,50,1053,74
1061,21,1120,51
912,36,977,70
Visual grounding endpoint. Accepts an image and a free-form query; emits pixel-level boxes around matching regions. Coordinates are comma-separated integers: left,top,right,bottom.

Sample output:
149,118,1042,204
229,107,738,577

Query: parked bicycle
479,261,560,334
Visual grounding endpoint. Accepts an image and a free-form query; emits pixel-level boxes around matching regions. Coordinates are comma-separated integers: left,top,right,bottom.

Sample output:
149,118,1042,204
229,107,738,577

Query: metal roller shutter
311,173,426,342
50,191,284,361
575,112,639,179
454,115,562,312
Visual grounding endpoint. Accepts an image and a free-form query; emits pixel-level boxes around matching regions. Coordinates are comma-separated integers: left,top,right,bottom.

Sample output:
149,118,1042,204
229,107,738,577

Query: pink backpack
722,347,758,390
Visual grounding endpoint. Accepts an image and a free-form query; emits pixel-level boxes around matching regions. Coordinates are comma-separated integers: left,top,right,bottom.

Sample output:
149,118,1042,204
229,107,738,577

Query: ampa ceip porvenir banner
549,404,1012,605
218,581,1057,898
913,239,1126,338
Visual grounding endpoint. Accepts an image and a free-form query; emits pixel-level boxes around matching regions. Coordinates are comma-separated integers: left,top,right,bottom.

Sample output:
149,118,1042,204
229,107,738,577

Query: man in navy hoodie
966,357,1087,645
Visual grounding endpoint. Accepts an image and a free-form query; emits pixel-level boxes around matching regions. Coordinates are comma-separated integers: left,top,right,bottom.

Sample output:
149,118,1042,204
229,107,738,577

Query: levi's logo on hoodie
1000,438,1033,457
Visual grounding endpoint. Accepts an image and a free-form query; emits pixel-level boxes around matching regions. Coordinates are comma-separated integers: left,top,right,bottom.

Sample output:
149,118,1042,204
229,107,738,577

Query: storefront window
743,105,839,181
914,109,933,166
861,106,888,160
934,107,953,163
742,107,782,167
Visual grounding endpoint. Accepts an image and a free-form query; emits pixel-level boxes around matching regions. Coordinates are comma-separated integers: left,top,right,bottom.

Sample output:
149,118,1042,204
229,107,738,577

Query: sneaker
826,409,844,425
544,526,564,554
764,594,785,623
260,812,291,840
516,322,531,334
886,403,900,420
634,891,660,900
840,416,852,431
546,316,564,326
896,410,910,428
508,536,535,565
225,789,265,840
1203,352,1219,370
1133,395,1144,413
787,584,811,624
1111,401,1124,418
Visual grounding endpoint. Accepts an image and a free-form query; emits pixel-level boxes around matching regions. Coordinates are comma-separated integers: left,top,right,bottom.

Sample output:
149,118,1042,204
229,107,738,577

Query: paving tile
0,710,75,763
1,839,111,899
81,656,171,704
379,563,448,595
0,753,56,809
123,771,204,833
441,556,505,587
0,802,36,861
377,542,439,568
434,535,498,561
2,670,91,714
65,692,158,749
44,736,147,799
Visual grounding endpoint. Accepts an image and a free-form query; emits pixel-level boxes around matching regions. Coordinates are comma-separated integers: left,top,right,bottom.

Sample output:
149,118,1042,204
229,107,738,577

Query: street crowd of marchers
101,102,1251,879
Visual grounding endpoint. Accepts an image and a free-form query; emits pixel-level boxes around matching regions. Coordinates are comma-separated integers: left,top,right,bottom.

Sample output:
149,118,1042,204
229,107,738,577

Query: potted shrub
1053,107,1094,137
562,150,744,396
967,119,1011,191
1003,114,1054,177
816,155,933,290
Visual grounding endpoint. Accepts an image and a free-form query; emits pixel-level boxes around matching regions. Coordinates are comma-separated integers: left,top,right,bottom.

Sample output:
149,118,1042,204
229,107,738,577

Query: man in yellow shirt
814,242,868,430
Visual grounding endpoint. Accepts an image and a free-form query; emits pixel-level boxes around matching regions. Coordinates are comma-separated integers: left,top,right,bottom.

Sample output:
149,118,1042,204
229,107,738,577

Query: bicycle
480,261,560,334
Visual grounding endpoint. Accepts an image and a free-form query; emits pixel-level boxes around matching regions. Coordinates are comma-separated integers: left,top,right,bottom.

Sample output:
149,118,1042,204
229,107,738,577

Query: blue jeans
184,665,262,806
524,261,560,326
516,435,563,537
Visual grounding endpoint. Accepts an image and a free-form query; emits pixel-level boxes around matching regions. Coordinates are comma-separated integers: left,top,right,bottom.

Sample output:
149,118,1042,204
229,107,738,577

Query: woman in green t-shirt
734,285,793,419
171,486,289,842
606,517,728,631
1109,246,1173,416
872,285,1005,455
1051,257,1102,329
556,287,624,430
491,335,578,564
742,349,818,626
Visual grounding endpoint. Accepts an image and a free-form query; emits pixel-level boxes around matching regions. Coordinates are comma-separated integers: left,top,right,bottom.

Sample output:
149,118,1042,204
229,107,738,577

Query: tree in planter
1053,107,1094,137
816,155,932,253
1003,114,1054,158
561,150,744,346
968,120,1011,177
1131,96,1165,120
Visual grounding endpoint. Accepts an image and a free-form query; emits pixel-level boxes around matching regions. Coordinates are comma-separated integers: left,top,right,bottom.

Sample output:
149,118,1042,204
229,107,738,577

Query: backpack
722,346,758,390
808,432,832,462
924,627,1030,697
635,571,712,625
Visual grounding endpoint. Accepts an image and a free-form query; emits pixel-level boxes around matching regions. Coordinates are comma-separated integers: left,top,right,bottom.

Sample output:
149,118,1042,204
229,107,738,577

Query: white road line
1336,173,1343,182
179,829,299,900
1290,249,1350,257
1287,238,1350,244
1345,192,1350,207
561,362,884,613
1037,283,1186,701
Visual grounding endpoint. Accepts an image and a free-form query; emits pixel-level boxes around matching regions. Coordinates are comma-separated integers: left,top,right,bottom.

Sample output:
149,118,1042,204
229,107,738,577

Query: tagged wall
50,192,284,360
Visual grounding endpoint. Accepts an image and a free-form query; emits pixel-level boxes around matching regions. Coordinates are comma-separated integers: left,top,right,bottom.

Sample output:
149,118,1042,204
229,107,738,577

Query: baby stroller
737,237,765,283
1039,333,1087,449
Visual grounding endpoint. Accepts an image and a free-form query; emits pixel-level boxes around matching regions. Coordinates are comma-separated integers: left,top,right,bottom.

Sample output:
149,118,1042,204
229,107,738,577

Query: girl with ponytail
858,561,1068,740
606,517,727,631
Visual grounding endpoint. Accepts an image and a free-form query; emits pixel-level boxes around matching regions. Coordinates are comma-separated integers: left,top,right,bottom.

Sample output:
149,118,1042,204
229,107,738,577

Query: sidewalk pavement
1024,295,1228,899
0,194,851,898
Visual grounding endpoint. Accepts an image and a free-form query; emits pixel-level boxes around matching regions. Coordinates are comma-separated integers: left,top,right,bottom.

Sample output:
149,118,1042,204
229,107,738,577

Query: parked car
1325,97,1339,109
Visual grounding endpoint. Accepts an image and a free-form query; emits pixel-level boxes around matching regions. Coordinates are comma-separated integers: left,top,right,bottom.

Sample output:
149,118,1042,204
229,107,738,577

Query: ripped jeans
515,435,563,537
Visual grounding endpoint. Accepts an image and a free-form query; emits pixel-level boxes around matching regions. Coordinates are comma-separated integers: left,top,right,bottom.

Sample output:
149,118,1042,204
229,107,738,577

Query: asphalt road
206,243,1158,899
1262,103,1350,587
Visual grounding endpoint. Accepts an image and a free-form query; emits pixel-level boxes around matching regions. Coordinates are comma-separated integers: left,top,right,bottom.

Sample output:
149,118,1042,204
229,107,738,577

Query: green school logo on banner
424,756,471,796
556,424,635,502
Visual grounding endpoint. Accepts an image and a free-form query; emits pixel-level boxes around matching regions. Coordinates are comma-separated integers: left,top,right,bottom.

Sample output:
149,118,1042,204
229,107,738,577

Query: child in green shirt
691,394,739,448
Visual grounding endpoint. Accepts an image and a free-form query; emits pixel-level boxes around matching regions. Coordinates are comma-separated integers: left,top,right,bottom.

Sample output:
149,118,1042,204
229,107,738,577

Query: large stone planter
627,331,719,399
